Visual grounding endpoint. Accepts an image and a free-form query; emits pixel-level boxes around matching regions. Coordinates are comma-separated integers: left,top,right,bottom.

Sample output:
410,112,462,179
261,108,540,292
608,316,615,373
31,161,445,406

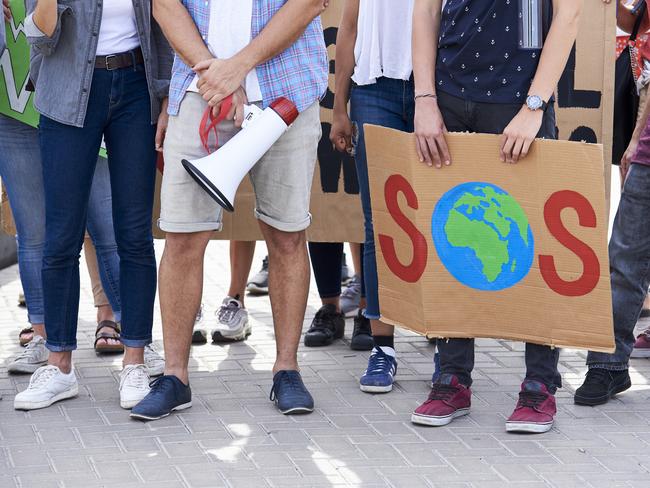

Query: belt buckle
105,54,118,71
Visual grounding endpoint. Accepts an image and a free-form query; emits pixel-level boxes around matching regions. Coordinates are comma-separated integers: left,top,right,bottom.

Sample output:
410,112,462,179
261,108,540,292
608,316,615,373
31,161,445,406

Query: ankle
165,367,189,385
273,361,299,375
97,305,115,323
123,347,145,367
48,353,73,374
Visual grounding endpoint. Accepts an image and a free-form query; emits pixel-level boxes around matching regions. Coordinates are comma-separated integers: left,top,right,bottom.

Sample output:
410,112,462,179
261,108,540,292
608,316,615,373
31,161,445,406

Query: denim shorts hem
588,363,628,371
46,341,77,352
120,337,152,348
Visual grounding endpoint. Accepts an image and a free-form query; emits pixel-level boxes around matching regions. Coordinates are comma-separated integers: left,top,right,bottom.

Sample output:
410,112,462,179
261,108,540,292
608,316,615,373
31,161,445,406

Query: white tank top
352,0,414,86
96,0,141,56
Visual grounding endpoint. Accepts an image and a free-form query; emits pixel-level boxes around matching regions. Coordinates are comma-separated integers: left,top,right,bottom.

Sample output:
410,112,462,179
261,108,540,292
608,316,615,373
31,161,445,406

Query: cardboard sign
0,1,38,126
365,126,614,352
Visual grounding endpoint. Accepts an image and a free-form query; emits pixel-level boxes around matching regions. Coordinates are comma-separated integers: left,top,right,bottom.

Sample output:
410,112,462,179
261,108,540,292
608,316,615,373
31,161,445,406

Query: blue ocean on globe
431,182,535,291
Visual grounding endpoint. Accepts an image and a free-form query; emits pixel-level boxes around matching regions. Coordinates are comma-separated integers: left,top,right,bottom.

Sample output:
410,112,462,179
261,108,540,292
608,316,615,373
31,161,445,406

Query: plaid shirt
168,0,328,115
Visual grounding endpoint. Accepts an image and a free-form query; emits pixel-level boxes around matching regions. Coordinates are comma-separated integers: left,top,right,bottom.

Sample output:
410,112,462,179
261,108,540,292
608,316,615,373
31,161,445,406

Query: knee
163,232,210,261
265,229,306,257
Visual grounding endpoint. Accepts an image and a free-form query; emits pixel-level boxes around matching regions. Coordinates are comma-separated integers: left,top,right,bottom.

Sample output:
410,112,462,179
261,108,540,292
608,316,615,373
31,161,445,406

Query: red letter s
378,175,428,283
539,190,600,297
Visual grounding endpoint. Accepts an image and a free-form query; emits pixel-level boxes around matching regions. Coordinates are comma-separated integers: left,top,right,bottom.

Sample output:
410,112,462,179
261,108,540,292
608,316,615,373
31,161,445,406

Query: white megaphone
182,97,299,212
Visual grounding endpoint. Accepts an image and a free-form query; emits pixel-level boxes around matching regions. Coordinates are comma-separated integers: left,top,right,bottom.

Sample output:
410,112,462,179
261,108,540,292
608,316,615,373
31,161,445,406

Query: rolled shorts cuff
588,362,628,371
28,314,45,325
158,218,223,234
46,341,77,352
255,209,312,233
120,337,151,348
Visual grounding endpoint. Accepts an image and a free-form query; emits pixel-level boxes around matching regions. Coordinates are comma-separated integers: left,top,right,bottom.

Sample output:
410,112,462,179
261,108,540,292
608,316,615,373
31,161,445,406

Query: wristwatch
525,95,548,112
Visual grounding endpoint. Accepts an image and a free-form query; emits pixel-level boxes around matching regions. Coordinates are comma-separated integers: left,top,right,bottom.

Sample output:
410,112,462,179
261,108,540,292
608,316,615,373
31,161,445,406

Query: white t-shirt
96,0,141,56
352,0,414,86
188,0,263,102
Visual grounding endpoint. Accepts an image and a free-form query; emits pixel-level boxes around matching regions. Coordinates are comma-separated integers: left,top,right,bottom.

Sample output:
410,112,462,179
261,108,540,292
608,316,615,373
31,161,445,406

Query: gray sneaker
192,304,208,344
212,297,251,342
246,257,269,295
144,344,165,377
340,274,362,316
8,335,49,374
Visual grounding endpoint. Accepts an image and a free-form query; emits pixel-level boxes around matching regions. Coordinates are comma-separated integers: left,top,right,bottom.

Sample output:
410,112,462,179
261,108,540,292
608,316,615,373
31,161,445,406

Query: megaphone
182,97,299,212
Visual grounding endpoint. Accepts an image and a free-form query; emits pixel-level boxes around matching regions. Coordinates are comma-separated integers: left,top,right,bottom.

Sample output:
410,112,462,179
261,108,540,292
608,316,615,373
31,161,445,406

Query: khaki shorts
160,92,321,233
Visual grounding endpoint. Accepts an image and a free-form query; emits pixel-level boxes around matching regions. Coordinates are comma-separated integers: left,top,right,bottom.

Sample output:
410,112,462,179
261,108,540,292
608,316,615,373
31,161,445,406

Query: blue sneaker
270,370,314,415
431,352,441,386
130,375,192,421
360,347,397,393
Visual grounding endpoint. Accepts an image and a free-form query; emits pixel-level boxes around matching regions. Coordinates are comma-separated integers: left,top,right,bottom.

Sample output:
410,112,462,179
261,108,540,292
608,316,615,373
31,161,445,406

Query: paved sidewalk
1,240,650,488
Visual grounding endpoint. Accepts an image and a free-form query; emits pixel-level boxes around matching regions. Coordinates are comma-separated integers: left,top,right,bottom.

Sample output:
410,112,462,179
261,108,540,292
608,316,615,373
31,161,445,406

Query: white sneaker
119,364,151,409
14,365,78,410
144,344,165,377
8,335,49,374
211,297,251,342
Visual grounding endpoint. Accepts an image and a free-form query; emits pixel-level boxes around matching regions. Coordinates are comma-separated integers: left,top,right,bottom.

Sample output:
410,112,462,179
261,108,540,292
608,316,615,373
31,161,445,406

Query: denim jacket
25,0,173,127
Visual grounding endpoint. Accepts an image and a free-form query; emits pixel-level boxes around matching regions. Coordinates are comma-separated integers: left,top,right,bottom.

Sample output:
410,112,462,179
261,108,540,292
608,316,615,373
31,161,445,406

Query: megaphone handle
199,94,234,154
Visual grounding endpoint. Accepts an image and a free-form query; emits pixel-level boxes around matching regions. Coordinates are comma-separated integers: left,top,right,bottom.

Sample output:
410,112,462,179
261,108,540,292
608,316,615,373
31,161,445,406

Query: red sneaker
411,375,471,427
506,380,556,434
631,330,650,358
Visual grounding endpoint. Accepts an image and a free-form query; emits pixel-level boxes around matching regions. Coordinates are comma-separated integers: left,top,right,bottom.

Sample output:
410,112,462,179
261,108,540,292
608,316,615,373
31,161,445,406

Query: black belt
95,47,144,71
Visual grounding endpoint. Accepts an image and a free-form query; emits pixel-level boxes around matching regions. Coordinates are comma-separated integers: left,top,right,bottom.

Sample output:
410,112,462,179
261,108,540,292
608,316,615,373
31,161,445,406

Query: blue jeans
39,65,157,351
587,163,650,370
350,77,415,320
0,114,121,326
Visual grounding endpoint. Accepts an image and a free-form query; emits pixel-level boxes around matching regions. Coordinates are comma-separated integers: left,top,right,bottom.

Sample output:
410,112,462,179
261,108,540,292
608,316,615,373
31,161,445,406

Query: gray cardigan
25,0,173,127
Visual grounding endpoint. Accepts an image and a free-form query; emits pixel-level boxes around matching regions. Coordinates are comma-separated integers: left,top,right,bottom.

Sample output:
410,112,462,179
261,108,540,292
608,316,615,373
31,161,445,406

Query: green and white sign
0,0,38,127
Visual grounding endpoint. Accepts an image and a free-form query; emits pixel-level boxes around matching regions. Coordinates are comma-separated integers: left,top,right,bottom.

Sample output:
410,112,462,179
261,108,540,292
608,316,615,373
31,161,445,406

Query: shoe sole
8,362,48,374
246,285,268,295
279,405,314,415
505,420,553,434
192,330,208,345
14,384,79,411
359,383,393,393
212,324,252,343
630,349,650,358
411,408,470,427
574,378,632,406
130,401,193,420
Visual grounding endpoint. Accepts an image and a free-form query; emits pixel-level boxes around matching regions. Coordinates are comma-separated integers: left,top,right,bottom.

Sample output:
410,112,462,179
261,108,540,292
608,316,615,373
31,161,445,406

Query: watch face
526,95,543,110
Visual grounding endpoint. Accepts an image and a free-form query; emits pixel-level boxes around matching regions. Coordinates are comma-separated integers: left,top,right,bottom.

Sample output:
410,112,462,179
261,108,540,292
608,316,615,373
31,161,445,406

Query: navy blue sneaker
270,370,314,415
431,352,441,386
130,375,192,421
359,347,397,393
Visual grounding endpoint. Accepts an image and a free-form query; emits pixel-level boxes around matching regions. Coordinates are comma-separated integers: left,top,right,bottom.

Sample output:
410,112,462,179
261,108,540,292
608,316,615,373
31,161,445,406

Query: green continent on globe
443,185,529,283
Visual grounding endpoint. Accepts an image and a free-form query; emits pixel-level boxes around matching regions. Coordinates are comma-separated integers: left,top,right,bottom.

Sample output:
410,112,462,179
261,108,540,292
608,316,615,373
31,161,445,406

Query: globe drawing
431,182,535,291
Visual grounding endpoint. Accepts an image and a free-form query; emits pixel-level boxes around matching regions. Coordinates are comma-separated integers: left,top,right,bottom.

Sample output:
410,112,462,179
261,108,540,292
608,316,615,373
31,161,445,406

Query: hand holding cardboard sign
414,97,451,169
500,106,544,164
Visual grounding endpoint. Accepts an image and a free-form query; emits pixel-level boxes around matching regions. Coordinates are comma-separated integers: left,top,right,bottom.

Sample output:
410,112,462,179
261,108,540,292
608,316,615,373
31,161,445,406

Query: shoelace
309,308,340,334
269,371,303,401
217,301,241,326
353,315,371,336
148,375,175,395
14,338,44,361
516,390,548,410
425,383,460,403
29,366,60,389
341,275,361,299
121,365,149,389
366,349,394,375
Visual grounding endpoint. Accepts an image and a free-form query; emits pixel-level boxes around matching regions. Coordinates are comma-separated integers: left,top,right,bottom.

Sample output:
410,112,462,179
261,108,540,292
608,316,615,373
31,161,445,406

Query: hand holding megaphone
182,95,299,212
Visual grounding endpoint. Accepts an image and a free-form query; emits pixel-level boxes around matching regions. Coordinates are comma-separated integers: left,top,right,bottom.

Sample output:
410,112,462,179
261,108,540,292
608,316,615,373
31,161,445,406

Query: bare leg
259,222,309,374
349,242,362,276
228,240,256,307
371,320,394,337
322,296,341,312
49,351,72,374
159,232,211,385
32,324,46,338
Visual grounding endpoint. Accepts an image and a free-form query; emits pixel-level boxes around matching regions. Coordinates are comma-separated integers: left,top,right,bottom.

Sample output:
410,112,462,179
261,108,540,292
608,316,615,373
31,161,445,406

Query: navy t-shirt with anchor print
436,0,548,104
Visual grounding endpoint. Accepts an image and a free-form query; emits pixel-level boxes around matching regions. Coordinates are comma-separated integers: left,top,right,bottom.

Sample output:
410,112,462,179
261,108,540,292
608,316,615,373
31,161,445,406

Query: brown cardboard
365,125,614,352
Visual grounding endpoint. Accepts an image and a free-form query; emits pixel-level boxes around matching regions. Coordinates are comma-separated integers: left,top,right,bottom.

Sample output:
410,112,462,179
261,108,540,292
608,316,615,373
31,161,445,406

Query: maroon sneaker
631,330,650,358
411,375,471,427
506,380,556,434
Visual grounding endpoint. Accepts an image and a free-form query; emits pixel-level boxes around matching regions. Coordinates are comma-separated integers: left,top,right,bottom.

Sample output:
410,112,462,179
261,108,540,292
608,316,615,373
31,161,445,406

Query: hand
621,135,639,181
193,57,249,109
500,106,544,164
3,0,11,22
155,98,169,152
222,86,248,128
414,97,451,168
330,109,354,153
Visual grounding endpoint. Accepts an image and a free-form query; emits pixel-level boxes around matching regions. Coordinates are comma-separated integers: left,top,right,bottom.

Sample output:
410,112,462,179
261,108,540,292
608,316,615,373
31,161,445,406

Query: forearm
634,91,650,140
528,0,583,102
32,0,58,37
233,0,326,73
412,0,442,95
152,0,212,68
333,0,359,113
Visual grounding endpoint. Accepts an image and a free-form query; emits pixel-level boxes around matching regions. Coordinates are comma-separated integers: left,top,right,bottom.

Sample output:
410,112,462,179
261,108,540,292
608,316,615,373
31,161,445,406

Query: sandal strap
19,326,35,336
95,320,121,336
